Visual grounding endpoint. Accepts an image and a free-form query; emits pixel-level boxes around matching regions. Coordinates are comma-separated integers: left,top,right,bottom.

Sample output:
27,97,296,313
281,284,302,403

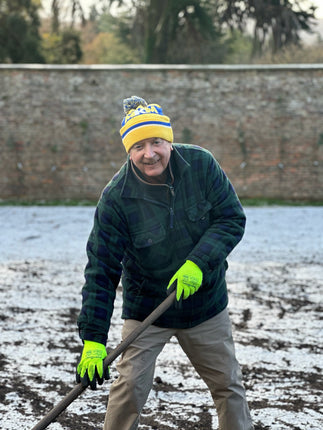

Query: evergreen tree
217,0,317,56
0,0,45,63
108,0,229,63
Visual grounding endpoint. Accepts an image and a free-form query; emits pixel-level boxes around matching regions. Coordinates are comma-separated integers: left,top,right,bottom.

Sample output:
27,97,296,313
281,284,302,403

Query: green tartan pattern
78,144,246,344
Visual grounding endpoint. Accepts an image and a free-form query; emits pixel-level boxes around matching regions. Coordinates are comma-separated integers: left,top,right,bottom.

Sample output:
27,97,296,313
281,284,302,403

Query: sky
308,0,323,18
41,0,323,19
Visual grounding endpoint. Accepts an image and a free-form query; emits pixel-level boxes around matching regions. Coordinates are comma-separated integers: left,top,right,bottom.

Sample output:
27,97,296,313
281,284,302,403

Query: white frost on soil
0,206,322,429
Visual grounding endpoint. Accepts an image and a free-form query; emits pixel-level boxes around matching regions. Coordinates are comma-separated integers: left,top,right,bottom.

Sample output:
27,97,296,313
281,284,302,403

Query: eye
153,139,161,145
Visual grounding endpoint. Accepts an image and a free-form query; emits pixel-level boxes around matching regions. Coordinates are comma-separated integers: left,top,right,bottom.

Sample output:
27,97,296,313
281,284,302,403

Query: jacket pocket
128,223,170,276
184,200,212,245
186,200,212,222
131,223,166,248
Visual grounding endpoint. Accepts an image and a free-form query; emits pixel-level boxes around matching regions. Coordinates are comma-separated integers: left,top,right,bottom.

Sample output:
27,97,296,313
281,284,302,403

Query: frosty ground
0,206,322,430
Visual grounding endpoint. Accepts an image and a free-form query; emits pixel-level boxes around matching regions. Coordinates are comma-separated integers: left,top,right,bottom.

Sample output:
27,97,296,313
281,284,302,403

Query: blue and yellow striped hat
120,96,174,152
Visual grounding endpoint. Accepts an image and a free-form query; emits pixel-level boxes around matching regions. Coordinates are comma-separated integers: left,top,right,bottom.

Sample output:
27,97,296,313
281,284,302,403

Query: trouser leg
176,308,254,430
103,320,174,430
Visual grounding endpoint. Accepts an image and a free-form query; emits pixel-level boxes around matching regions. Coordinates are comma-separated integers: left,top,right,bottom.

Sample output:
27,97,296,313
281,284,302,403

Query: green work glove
167,260,203,301
76,340,109,390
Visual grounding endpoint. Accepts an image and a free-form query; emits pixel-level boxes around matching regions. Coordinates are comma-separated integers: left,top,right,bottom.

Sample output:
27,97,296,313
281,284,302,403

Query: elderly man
76,96,254,430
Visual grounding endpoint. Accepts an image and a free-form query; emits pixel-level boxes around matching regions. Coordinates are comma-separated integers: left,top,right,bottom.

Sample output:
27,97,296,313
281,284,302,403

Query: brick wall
0,64,322,202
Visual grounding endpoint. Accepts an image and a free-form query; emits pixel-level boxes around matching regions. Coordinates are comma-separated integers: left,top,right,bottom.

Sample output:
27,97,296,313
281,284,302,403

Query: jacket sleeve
77,191,129,345
187,154,246,275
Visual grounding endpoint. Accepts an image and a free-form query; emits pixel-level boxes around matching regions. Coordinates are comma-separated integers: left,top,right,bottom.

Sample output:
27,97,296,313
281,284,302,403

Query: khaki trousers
104,308,253,430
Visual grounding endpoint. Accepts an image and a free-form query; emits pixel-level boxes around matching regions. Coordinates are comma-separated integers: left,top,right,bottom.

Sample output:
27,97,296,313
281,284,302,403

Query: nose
143,143,155,158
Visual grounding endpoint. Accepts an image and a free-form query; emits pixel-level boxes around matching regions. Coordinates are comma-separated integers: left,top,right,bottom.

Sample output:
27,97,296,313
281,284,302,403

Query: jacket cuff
79,329,107,346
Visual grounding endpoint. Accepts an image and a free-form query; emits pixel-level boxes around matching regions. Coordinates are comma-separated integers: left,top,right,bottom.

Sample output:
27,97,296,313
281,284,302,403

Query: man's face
129,137,173,184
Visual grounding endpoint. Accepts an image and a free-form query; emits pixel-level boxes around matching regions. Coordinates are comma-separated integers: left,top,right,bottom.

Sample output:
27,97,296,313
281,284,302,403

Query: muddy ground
0,206,322,429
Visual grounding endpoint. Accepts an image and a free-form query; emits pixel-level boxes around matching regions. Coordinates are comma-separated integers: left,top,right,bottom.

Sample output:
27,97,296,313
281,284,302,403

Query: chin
144,168,162,176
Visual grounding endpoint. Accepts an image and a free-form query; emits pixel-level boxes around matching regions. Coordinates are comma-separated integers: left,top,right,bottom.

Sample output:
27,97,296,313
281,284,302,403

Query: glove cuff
84,340,106,353
186,259,202,272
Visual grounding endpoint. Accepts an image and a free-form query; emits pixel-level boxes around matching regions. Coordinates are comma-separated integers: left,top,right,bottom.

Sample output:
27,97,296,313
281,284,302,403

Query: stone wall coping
1,63,323,72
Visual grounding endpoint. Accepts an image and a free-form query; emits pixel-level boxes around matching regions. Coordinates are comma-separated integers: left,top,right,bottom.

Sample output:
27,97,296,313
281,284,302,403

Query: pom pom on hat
120,95,173,153
123,95,148,114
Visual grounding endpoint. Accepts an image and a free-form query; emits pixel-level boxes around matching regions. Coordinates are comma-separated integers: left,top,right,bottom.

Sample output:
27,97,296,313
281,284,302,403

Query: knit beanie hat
120,95,174,152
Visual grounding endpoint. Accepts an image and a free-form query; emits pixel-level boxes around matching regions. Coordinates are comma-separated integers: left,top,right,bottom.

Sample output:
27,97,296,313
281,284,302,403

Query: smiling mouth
143,159,160,166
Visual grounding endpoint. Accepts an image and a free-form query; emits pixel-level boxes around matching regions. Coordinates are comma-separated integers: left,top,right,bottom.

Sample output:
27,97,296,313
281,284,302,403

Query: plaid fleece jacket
78,144,246,344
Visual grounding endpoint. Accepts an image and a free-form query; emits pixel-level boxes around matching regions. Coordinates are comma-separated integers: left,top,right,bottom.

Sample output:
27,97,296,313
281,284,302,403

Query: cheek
129,153,138,164
163,151,171,165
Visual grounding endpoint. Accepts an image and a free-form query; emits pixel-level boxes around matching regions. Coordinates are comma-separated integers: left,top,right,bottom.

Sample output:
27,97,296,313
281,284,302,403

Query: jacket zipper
169,185,175,229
